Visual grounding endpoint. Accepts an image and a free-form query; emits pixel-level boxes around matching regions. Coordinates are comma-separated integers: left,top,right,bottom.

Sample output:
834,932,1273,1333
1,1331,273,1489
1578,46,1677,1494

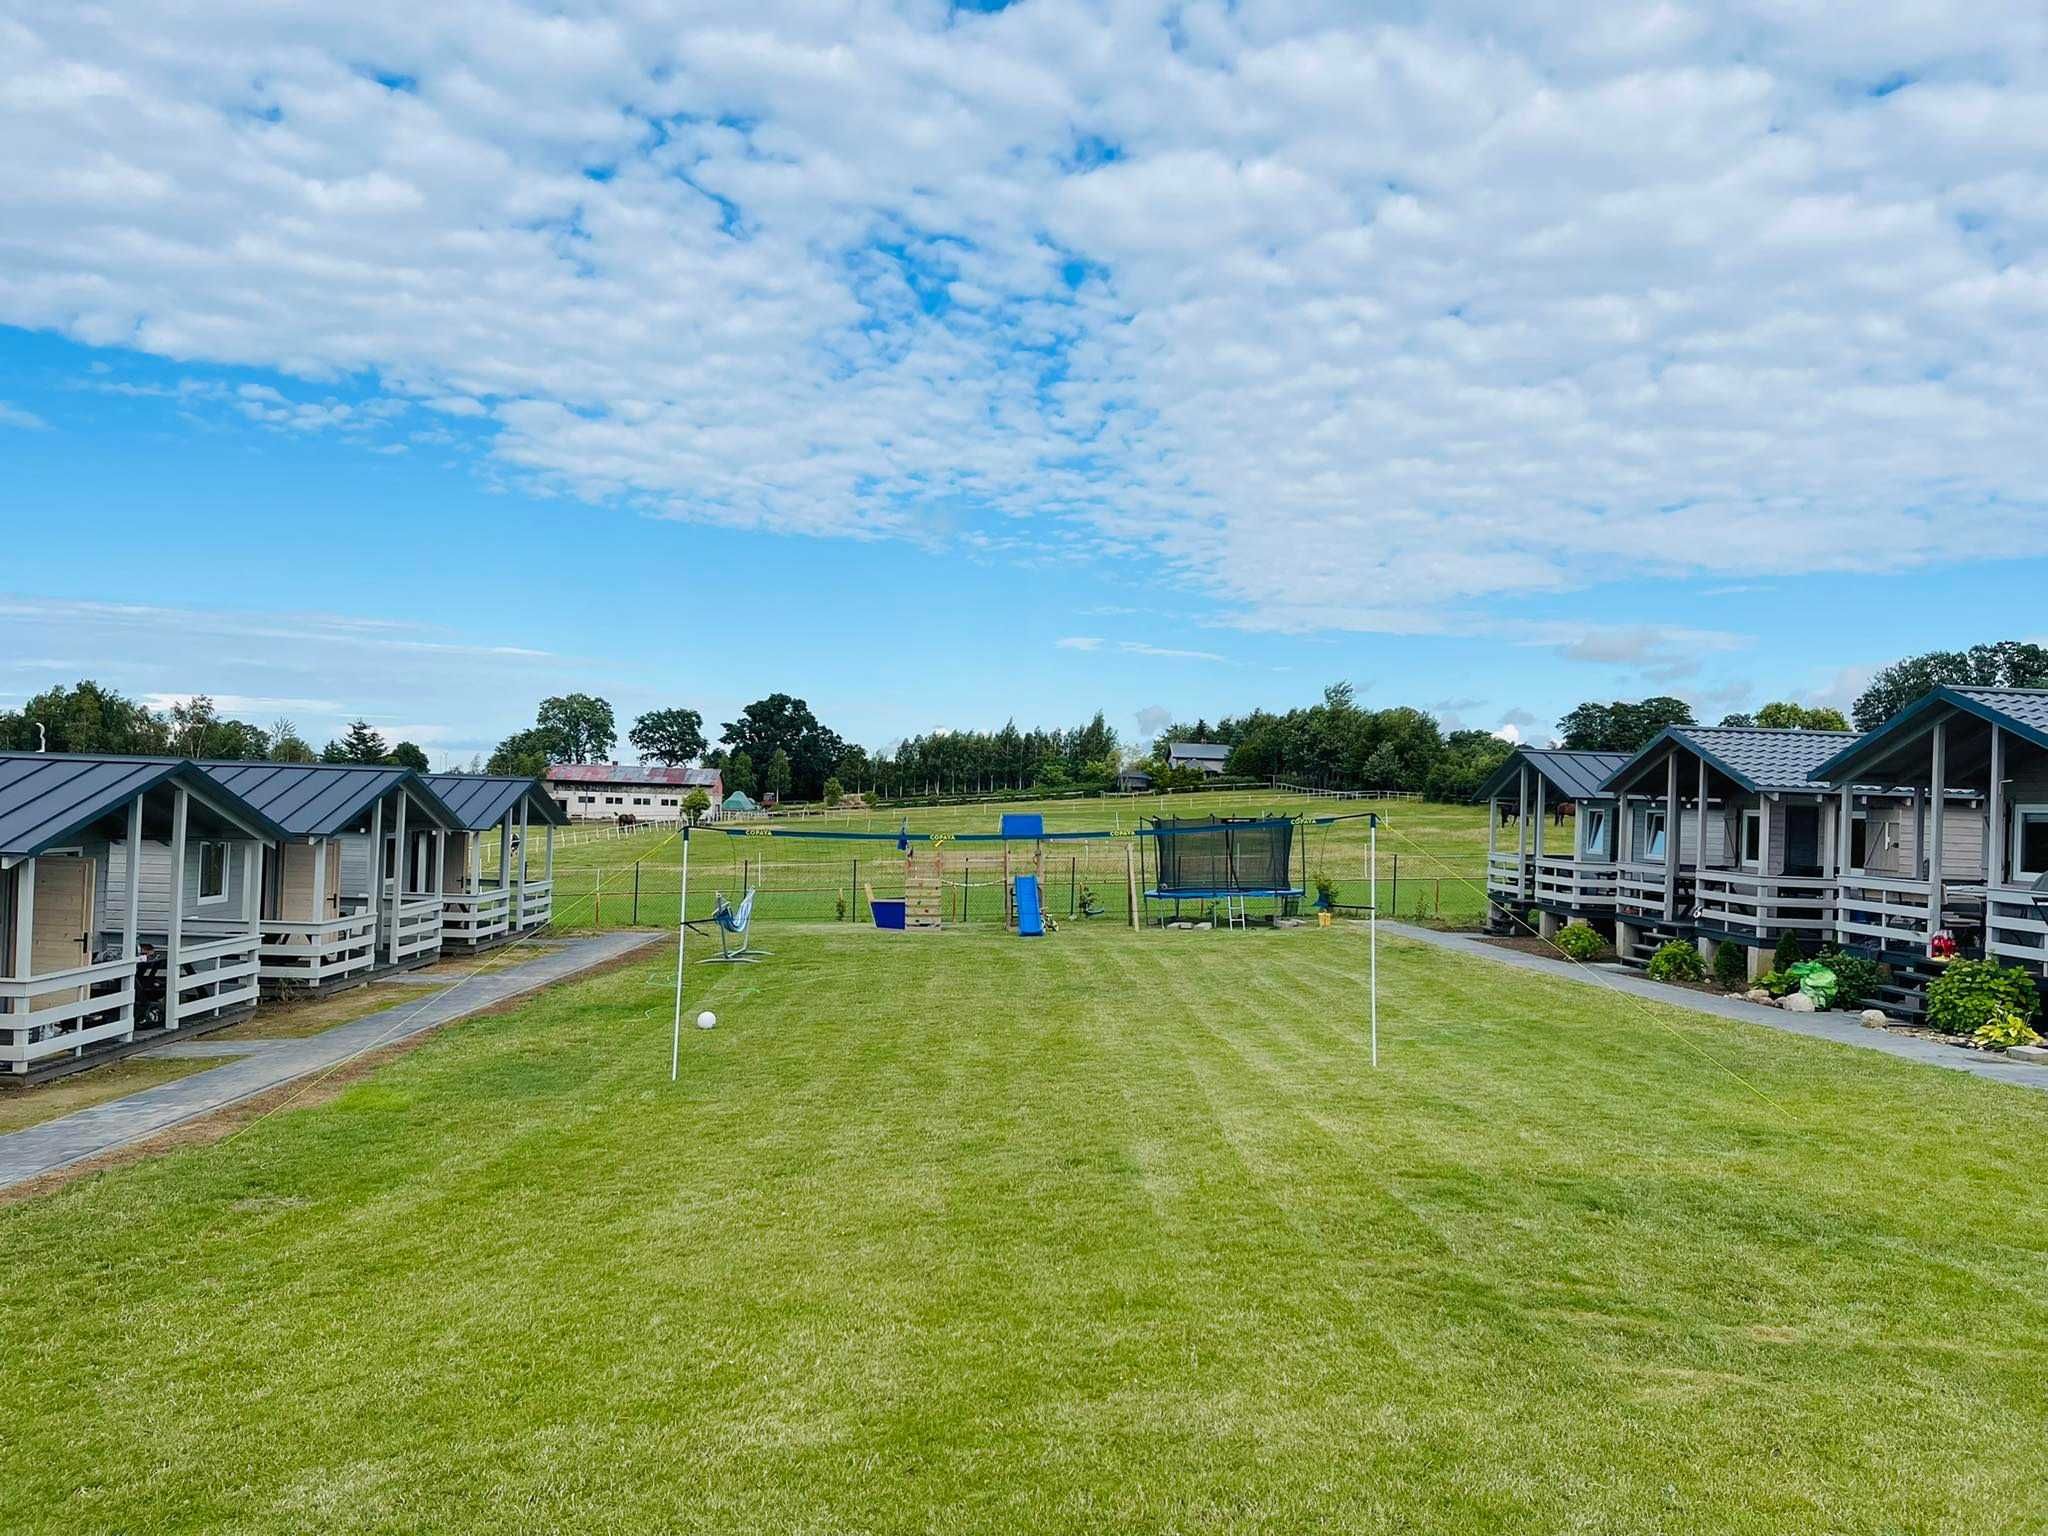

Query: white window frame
2015,804,2048,881
1643,809,1668,861
1579,805,1609,860
196,840,230,905
1740,810,1763,871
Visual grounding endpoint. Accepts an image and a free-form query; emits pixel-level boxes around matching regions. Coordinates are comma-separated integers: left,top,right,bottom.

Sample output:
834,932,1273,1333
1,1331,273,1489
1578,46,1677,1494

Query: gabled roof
423,773,570,830
199,761,460,837
1473,747,1630,803
1812,686,2048,782
1167,742,1231,761
0,754,286,859
1599,726,1859,796
546,763,721,788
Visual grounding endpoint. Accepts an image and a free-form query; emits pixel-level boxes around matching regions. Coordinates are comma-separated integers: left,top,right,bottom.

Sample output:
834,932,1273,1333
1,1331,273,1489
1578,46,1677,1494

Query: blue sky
4,2,2046,765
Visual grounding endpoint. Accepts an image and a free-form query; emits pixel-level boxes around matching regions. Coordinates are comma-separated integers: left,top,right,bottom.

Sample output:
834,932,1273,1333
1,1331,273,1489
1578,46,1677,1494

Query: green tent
722,790,760,813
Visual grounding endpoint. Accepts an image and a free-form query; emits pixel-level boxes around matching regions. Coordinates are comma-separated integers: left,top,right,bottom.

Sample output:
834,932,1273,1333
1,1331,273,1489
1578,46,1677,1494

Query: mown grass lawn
5,923,2047,1533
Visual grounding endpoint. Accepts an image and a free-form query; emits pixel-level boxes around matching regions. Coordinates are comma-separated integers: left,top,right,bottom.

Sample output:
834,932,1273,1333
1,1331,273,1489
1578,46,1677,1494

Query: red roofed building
544,763,724,822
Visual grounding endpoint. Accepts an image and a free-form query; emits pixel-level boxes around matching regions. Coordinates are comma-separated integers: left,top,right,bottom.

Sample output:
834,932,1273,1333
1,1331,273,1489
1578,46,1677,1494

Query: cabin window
2016,807,2048,880
197,841,229,904
1850,814,1870,871
1579,807,1609,859
1644,810,1668,860
1740,811,1763,870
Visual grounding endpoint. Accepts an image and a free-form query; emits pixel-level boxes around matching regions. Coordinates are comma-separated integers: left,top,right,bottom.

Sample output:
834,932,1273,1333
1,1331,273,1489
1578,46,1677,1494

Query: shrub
1815,947,1883,1010
1927,959,2042,1038
1312,873,1335,909
834,893,847,923
1756,969,1799,999
1773,931,1805,972
1973,1010,2044,1050
1647,941,1706,984
1555,922,1603,961
1712,940,1747,990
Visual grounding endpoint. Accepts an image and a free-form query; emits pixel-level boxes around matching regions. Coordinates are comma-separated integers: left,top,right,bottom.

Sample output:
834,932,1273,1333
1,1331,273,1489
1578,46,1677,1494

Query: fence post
852,857,859,922
595,866,603,926
1391,854,1399,916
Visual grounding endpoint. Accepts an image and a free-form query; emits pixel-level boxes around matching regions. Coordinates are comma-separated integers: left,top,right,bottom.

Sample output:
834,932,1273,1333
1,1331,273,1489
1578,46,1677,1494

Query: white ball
696,1010,717,1030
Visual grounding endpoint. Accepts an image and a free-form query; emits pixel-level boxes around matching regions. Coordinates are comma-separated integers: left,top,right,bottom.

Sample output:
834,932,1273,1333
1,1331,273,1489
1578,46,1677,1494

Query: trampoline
1141,816,1304,926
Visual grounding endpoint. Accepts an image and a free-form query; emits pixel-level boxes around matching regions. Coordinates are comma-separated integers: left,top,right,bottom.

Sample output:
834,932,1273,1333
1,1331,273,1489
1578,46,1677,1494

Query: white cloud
0,401,48,429
1117,641,1227,663
3,4,2046,631
1055,635,1103,651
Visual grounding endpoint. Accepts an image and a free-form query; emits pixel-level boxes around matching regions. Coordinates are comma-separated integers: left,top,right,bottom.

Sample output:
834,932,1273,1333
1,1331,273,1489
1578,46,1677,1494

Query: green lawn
7,923,2046,1533
506,788,1492,931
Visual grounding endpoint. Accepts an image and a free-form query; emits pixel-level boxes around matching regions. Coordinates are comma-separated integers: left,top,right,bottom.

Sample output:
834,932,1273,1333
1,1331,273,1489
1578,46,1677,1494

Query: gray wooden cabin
421,774,566,949
1475,748,1629,935
0,754,284,1077
199,762,463,992
1598,726,1860,975
1813,687,2048,986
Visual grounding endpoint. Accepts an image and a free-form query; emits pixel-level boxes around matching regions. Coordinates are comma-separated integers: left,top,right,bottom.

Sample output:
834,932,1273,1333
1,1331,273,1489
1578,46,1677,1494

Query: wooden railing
1835,876,1989,955
173,929,262,1024
1986,885,2048,978
382,895,445,963
1693,872,1836,942
442,887,512,946
516,879,553,928
1486,852,1528,900
259,909,377,989
0,956,140,1073
1615,861,1693,920
1533,856,1619,910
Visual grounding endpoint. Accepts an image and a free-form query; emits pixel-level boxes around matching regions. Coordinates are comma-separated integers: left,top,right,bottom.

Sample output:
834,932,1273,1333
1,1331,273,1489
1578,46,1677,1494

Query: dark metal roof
1473,747,1630,803
199,761,460,837
423,774,570,830
1167,742,1232,761
1812,686,2048,782
0,754,286,858
1600,726,1859,796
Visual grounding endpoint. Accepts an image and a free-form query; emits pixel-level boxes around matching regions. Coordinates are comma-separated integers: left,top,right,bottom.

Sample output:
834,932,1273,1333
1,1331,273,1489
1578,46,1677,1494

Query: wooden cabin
199,763,462,992
1598,726,1858,975
0,755,283,1078
421,774,565,949
1814,687,2048,991
1475,748,1629,936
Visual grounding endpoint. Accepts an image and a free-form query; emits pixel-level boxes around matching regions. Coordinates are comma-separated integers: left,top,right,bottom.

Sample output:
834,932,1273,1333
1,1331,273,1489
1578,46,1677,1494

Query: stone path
0,931,664,1191
1385,923,2048,1094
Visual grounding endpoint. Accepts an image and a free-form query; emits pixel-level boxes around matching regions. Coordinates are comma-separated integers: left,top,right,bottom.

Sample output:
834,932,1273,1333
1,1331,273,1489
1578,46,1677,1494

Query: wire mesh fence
536,847,1490,933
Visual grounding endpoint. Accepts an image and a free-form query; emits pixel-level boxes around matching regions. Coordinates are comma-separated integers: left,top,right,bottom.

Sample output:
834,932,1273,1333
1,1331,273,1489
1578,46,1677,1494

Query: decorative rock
1860,1010,1891,1028
1743,988,1774,1005
1779,992,1817,1014
1195,922,1213,931
2008,1045,2048,1065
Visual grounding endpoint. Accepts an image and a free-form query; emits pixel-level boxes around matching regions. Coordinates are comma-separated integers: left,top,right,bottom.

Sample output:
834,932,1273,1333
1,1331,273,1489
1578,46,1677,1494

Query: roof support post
166,786,188,1032
1517,765,1531,898
1927,718,1947,952
544,821,555,881
500,810,514,892
243,841,261,941
367,795,383,920
312,836,327,920
1837,785,1853,876
1696,757,1710,876
123,796,143,961
1533,773,1546,863
517,799,530,919
1487,797,1500,862
1662,753,1679,922
11,858,35,982
1988,723,2006,889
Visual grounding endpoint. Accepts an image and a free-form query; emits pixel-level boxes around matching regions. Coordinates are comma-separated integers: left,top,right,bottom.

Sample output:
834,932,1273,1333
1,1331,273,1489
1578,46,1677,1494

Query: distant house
545,763,722,823
1115,768,1154,793
1166,742,1231,776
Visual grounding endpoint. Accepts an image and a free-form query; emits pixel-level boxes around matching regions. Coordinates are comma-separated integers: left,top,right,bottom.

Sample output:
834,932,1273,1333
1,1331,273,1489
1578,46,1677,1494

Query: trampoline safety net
1147,817,1296,896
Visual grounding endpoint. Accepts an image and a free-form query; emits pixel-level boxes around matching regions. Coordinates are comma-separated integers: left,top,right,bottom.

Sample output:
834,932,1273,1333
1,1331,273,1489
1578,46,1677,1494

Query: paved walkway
0,931,663,1192
1385,923,2048,1094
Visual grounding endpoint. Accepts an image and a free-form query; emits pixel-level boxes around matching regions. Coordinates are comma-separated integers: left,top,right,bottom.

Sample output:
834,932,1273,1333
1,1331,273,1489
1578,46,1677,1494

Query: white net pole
1369,813,1379,1069
672,823,690,1083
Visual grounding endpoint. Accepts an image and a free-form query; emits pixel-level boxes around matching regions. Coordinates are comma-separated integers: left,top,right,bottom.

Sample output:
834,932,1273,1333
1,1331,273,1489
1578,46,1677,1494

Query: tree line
0,681,429,768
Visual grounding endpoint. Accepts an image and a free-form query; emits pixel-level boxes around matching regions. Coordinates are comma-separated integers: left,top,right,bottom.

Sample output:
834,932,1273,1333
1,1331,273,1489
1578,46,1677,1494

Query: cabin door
30,857,94,1008
1785,806,1822,877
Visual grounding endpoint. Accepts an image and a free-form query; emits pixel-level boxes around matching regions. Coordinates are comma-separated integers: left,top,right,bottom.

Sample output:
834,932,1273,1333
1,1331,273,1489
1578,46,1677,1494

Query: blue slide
1014,874,1045,937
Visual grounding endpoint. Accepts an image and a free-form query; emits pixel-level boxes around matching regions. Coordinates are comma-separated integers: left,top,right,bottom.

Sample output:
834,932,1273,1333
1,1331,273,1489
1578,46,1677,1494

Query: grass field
497,789,1494,932
7,922,2048,1532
